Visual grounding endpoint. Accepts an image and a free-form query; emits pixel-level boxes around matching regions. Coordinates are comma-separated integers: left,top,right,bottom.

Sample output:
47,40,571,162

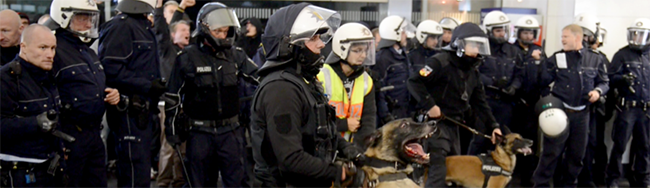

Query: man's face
373,33,381,48
20,18,29,28
492,28,506,39
164,5,178,24
425,36,438,49
172,23,190,46
442,29,453,43
399,32,407,47
246,22,257,37
0,17,23,47
210,26,229,40
519,30,535,42
464,42,480,57
69,14,94,32
346,44,368,65
21,29,57,71
304,34,325,54
562,29,580,51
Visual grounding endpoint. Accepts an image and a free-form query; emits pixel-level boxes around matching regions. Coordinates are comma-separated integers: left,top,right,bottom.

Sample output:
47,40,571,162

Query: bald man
1,24,65,187
0,10,25,65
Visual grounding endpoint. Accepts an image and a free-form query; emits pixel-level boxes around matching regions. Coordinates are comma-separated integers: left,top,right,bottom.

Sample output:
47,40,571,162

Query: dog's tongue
407,143,425,156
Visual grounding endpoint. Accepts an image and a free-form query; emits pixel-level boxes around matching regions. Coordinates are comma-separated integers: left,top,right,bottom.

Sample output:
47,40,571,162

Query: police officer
509,15,545,187
250,3,363,187
0,10,24,65
606,18,650,188
373,15,416,119
469,10,524,155
163,2,258,187
45,0,122,186
533,24,609,187
407,22,503,188
409,20,443,73
0,24,65,187
438,17,460,48
98,0,166,187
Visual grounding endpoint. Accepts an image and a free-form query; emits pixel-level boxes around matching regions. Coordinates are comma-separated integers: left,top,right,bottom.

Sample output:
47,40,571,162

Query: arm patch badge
419,65,433,77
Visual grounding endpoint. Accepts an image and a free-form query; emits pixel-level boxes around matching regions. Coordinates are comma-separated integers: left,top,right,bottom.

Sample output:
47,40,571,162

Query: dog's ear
365,131,382,148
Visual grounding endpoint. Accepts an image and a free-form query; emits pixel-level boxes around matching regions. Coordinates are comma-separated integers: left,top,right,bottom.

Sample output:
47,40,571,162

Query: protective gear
330,23,375,66
36,110,58,132
483,11,511,43
416,20,444,45
453,36,491,57
627,18,650,50
514,16,540,45
535,95,568,137
573,12,601,45
47,0,100,42
192,2,240,49
378,15,416,43
598,26,607,47
439,17,460,31
290,5,341,44
116,0,156,14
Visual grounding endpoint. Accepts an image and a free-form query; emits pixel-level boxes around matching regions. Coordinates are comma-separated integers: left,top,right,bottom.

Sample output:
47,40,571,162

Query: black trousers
61,124,107,187
186,125,246,187
606,107,650,186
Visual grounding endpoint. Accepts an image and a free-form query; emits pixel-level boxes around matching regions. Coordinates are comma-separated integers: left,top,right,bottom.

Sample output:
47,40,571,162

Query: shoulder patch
419,65,433,77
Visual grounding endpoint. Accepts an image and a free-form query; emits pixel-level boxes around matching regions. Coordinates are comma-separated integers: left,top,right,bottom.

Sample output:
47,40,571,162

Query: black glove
165,126,183,146
495,77,509,88
623,73,636,86
165,112,189,146
36,110,58,132
342,146,366,167
149,79,168,98
502,86,516,96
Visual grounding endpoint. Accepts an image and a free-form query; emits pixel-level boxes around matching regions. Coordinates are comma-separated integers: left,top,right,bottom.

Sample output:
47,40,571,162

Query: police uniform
164,42,258,187
534,47,609,187
51,29,107,187
606,46,650,186
0,58,64,187
0,45,19,66
98,13,161,187
408,41,438,74
372,46,412,119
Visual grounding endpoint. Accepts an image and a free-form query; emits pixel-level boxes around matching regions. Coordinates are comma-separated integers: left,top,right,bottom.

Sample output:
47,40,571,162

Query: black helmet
193,2,240,49
116,0,156,14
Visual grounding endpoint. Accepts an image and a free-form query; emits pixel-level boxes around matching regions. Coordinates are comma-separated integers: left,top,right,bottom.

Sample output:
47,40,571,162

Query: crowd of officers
1,0,650,187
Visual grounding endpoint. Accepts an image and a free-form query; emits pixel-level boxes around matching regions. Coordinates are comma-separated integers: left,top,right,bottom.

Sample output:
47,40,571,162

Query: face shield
67,11,100,39
455,36,491,57
203,8,241,39
628,28,650,47
399,20,417,39
514,27,539,44
598,27,607,46
488,23,511,42
345,39,376,66
290,5,342,45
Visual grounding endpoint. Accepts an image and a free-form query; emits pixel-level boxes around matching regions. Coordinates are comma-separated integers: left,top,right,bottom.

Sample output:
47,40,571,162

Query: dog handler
407,22,503,188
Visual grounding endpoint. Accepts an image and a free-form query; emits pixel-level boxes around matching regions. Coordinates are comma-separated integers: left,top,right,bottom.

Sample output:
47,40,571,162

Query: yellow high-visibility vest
316,64,373,142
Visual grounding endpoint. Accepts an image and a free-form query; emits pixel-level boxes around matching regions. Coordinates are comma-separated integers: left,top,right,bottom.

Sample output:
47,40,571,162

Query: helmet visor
514,27,539,43
68,11,100,38
628,29,650,46
291,5,342,45
345,39,376,66
457,36,491,56
598,27,607,45
400,20,417,39
203,8,240,35
489,24,511,41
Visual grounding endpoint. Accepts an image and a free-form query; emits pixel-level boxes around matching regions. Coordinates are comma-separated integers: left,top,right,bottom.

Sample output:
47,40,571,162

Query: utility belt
618,98,650,110
0,153,61,176
189,115,239,134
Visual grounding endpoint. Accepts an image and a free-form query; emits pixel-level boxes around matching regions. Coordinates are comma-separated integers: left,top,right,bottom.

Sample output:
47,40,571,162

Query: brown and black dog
361,119,436,188
445,133,533,188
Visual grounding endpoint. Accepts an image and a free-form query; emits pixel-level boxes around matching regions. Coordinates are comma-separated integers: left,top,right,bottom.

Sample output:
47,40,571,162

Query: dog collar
364,157,408,170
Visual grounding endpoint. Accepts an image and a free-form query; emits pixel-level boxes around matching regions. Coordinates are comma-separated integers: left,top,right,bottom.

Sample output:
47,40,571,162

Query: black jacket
1,45,19,66
408,43,438,73
1,57,63,159
52,29,107,126
514,40,546,100
372,46,411,118
407,51,499,130
153,7,185,80
326,61,377,148
237,17,264,58
609,46,650,102
539,47,609,107
479,40,525,98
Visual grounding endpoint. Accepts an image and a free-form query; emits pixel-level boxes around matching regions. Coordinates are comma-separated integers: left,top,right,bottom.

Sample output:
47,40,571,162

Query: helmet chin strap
75,30,93,43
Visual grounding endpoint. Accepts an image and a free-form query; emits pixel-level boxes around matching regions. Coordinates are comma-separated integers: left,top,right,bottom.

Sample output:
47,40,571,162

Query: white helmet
116,0,157,14
439,17,460,31
49,0,100,41
379,15,416,42
483,11,511,43
535,95,568,137
573,12,600,45
627,18,650,50
290,5,341,45
514,16,540,45
331,23,375,66
416,20,444,44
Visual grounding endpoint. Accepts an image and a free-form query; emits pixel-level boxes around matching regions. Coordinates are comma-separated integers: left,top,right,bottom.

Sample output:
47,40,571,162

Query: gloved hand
623,73,636,86
165,126,183,147
495,77,509,88
165,112,189,146
342,146,366,167
36,110,58,132
502,86,516,96
149,79,168,98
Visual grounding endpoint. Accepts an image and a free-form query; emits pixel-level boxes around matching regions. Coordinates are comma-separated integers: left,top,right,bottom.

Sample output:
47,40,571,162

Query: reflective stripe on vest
317,64,373,142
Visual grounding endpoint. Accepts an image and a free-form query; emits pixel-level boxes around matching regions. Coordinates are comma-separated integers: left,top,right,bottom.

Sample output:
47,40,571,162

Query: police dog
362,119,436,188
445,133,533,188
